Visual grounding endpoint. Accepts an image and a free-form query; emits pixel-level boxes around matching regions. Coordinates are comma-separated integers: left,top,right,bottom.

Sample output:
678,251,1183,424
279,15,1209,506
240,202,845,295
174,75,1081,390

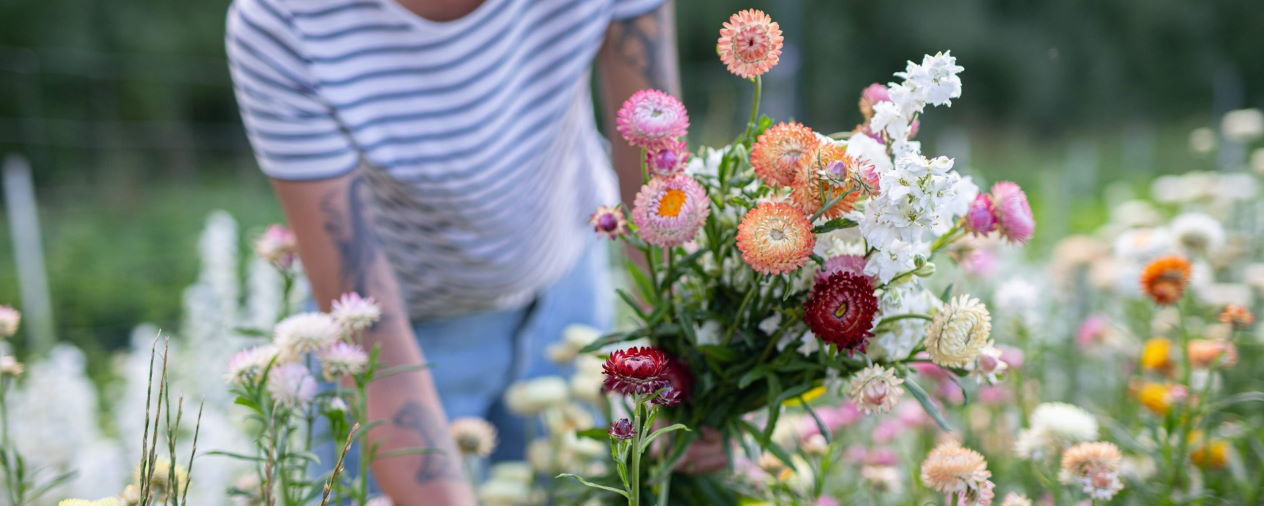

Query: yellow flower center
834,301,849,318
657,189,687,217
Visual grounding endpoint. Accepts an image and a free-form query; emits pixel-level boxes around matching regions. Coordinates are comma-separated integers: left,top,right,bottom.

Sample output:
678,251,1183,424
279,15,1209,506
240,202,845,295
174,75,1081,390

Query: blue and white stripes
227,0,662,318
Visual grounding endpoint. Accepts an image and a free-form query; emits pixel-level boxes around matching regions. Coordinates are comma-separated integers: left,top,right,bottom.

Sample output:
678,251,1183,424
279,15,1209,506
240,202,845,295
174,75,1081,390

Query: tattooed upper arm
392,400,463,484
605,2,680,95
320,174,380,295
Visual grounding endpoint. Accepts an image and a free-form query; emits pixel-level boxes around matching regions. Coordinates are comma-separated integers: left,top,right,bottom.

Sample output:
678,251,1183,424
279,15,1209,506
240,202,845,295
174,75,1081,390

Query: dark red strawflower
602,346,670,395
804,272,879,353
609,418,635,440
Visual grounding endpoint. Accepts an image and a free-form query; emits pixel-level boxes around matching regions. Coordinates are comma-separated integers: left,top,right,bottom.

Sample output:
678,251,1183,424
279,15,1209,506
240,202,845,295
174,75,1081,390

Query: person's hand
669,426,729,475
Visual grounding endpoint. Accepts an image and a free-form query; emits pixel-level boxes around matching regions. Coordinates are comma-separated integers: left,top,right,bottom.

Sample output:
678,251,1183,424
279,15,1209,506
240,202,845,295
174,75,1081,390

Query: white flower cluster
854,51,978,283
1014,402,1099,459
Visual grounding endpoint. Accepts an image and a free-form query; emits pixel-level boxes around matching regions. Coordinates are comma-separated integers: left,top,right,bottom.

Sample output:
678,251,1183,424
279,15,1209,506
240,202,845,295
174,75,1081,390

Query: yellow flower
781,385,827,407
1191,439,1230,469
1139,337,1173,373
59,499,122,506
1137,382,1172,415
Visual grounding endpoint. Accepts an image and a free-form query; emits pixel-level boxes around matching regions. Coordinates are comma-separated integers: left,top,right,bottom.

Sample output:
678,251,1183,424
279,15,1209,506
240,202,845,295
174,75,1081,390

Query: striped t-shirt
226,0,662,319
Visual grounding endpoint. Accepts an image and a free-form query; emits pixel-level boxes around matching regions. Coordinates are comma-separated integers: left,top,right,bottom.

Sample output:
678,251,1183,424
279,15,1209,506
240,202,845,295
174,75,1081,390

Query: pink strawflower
990,181,1035,243
816,497,840,506
717,9,783,79
317,341,369,381
897,400,932,428
589,205,628,240
959,248,998,277
615,89,689,149
255,224,298,270
866,447,900,467
871,418,903,444
1076,315,1109,349
644,139,690,176
978,385,1010,404
911,355,952,382
631,175,710,247
964,193,998,235
331,292,382,333
267,363,317,407
0,305,20,339
859,83,890,120
998,345,1025,370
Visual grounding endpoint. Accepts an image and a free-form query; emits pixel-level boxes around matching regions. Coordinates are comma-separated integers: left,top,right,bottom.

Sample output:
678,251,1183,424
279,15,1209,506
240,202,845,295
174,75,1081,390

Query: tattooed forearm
608,3,678,93
391,400,462,484
320,174,380,295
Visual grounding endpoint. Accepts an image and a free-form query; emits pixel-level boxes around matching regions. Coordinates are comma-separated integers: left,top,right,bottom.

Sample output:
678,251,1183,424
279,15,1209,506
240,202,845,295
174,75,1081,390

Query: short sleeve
226,0,359,180
610,0,667,20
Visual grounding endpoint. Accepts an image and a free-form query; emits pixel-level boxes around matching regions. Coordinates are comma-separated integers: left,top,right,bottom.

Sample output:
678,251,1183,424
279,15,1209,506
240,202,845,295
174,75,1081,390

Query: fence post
3,154,55,353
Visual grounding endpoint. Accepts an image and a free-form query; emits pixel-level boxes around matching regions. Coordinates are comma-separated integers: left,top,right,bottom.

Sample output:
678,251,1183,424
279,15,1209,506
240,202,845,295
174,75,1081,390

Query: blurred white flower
267,363,317,407
861,465,902,494
1015,402,1098,459
994,278,1041,327
1188,127,1216,154
563,324,600,350
1112,228,1174,263
1251,148,1264,176
450,417,498,457
478,479,531,506
364,497,394,506
1110,200,1163,228
1221,108,1264,143
1170,213,1225,256
869,285,937,359
330,292,382,333
0,305,20,338
488,461,534,484
273,312,339,362
224,345,279,385
0,355,23,377
505,376,569,416
1197,283,1254,309
693,320,723,346
316,341,369,381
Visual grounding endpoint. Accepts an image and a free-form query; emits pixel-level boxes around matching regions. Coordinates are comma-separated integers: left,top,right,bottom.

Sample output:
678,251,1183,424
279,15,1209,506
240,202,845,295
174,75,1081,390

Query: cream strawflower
1060,441,1124,500
847,365,904,414
316,341,369,380
225,344,279,385
330,292,382,333
1015,402,1099,459
478,479,532,506
970,346,1008,384
920,442,996,506
925,295,992,368
504,376,569,416
998,492,1032,506
0,305,20,338
0,355,23,378
1170,212,1225,255
450,417,498,457
273,312,339,361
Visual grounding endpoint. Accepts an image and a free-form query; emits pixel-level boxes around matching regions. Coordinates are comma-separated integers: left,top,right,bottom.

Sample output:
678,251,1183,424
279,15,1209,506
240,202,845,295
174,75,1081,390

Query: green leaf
576,428,611,441
555,473,630,499
615,289,649,323
233,396,265,417
905,380,953,432
638,423,691,454
939,283,955,303
578,330,636,354
204,450,266,462
737,367,768,389
1206,392,1264,411
810,217,857,234
233,327,271,337
736,419,795,471
627,259,658,304
696,344,739,362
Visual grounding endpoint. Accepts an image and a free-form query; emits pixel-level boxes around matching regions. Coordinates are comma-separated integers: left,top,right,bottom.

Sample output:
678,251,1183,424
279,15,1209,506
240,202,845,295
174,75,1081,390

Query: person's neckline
377,0,503,33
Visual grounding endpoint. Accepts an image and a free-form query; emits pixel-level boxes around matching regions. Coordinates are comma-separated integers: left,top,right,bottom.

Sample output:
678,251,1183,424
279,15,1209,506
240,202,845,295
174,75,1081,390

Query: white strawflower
273,312,339,361
847,365,904,414
224,345,279,385
316,341,369,380
1221,108,1264,143
563,324,600,349
999,492,1032,506
449,417,498,457
1170,213,1225,255
330,292,382,332
1112,227,1173,263
478,479,531,506
0,305,20,338
504,376,568,416
488,461,534,484
1015,402,1098,459
860,465,902,494
994,278,1040,327
970,346,1008,384
925,295,992,368
1188,127,1216,154
267,363,317,407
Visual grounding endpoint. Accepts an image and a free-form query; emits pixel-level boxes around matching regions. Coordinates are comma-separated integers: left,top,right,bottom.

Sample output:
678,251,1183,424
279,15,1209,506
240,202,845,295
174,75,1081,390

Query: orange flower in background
717,9,783,79
1139,337,1174,374
736,202,816,275
1218,304,1255,329
1139,256,1192,305
750,122,819,187
1187,339,1238,369
1190,439,1230,469
790,142,861,220
1137,382,1178,415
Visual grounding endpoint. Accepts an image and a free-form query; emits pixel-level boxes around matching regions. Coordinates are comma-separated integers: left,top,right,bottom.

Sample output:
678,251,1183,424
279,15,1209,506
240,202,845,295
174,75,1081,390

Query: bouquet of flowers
576,8,1035,504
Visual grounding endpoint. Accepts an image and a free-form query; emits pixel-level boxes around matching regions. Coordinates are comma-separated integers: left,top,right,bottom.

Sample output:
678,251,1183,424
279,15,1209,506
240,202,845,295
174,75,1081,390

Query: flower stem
743,76,763,142
629,401,643,506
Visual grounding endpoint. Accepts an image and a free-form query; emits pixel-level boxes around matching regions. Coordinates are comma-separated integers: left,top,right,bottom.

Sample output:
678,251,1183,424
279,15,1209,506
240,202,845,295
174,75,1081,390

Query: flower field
2,7,1264,506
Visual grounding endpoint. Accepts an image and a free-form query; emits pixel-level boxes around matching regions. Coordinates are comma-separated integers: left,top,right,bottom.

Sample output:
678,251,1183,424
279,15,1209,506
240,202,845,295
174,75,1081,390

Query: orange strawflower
1187,339,1238,369
1190,439,1230,469
1139,256,1192,305
750,122,819,187
717,9,783,79
735,202,815,275
790,142,862,220
1218,304,1254,329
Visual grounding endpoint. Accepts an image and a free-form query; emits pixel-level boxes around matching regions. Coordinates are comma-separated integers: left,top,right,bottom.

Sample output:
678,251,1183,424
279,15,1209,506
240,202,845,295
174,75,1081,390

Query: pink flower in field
717,9,783,79
859,83,890,120
331,292,382,333
1076,315,1109,349
0,305,20,339
268,363,317,407
866,447,900,467
872,418,903,444
990,181,1035,244
959,248,998,277
844,444,869,463
911,356,952,382
964,193,998,236
255,224,298,270
816,496,840,506
631,175,710,247
317,341,369,381
589,205,628,240
937,380,964,404
615,89,689,149
978,385,1010,404
998,345,1025,370
644,139,690,176
897,400,931,428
